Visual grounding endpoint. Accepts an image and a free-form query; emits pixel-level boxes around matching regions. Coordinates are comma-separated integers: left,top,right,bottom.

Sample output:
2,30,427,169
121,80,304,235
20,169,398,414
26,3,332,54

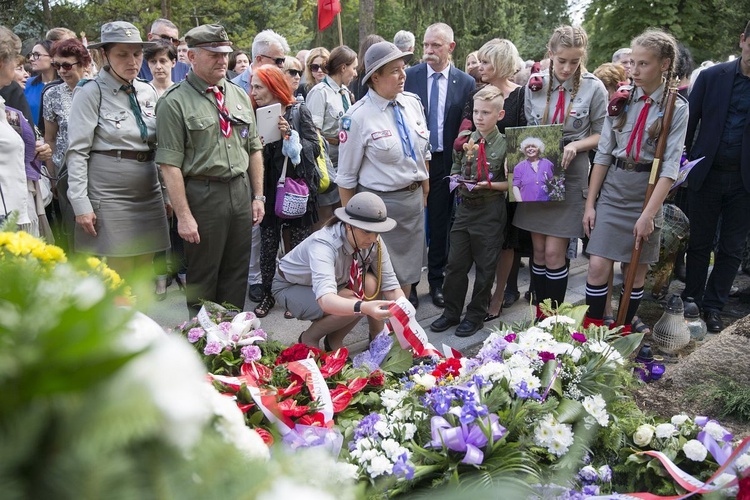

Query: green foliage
683,374,750,422
583,0,750,69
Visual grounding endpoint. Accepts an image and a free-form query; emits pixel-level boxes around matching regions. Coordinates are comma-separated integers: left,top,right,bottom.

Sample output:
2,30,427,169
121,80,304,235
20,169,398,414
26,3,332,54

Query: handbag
274,156,309,219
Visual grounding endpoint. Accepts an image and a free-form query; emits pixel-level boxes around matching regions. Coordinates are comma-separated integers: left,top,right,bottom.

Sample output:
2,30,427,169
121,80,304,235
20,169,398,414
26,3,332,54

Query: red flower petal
319,348,349,378
241,361,273,383
237,402,255,413
277,398,311,417
277,380,303,398
297,412,327,426
346,377,368,394
368,371,385,387
330,384,353,413
254,427,274,446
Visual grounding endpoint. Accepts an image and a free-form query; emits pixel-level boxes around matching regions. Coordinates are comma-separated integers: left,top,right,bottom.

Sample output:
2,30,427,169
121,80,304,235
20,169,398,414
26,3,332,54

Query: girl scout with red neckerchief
514,25,607,317
583,29,688,330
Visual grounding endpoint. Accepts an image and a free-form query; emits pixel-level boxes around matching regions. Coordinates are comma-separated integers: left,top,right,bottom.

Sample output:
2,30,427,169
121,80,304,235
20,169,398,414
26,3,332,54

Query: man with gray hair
138,18,190,81
611,47,632,78
404,22,475,308
232,29,290,94
232,28,290,302
393,30,415,53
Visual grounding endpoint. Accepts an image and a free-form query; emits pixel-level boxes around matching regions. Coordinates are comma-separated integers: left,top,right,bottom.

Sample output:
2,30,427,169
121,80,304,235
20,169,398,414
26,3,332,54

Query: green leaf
567,304,589,328
540,360,563,397
611,331,645,358
554,398,584,424
379,342,413,374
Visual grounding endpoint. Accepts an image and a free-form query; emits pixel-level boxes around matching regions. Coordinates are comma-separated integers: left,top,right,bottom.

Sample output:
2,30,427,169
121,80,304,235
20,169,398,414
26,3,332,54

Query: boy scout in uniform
430,86,508,337
156,24,265,316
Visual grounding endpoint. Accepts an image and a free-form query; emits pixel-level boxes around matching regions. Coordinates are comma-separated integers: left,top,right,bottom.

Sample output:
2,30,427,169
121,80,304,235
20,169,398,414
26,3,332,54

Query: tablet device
255,103,282,144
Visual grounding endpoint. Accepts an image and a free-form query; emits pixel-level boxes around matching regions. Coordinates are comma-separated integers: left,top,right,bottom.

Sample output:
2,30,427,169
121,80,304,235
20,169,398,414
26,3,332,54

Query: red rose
276,344,321,365
368,371,385,387
432,358,462,379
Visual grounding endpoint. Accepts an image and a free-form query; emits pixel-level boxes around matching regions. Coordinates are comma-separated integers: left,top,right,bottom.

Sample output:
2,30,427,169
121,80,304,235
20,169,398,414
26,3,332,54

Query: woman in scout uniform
583,29,688,330
337,41,430,302
273,192,404,350
514,25,607,315
66,21,169,277
305,45,358,227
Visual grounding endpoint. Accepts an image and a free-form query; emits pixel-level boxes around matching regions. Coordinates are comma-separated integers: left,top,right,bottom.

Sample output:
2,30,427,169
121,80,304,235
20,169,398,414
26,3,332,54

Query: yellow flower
0,231,67,265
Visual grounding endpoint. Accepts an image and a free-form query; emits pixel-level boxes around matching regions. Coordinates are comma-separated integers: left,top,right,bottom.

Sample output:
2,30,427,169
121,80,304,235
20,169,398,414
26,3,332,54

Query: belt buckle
625,161,636,172
136,151,148,162
408,182,418,192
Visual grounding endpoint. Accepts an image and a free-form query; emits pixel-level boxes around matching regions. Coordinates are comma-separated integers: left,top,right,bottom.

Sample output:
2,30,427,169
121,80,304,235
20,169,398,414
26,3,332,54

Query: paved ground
144,243,612,356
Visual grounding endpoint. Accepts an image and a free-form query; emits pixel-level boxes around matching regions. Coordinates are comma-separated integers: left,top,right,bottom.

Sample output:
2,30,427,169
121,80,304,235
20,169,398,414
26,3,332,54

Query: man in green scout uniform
156,23,264,316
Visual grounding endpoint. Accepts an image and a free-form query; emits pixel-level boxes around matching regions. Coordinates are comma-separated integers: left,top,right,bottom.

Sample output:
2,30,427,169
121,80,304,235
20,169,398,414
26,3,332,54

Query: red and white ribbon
287,358,333,424
388,297,443,358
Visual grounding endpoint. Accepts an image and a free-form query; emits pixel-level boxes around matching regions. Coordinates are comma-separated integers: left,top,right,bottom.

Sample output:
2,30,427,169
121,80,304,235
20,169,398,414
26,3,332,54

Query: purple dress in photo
512,158,555,201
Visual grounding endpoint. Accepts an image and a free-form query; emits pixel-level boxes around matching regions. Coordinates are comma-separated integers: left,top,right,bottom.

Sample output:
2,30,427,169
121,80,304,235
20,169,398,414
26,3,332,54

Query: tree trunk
359,0,375,48
161,0,171,19
41,0,52,30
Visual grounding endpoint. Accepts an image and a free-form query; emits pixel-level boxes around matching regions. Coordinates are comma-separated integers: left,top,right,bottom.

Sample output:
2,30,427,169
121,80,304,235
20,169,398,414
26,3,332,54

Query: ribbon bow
428,413,506,465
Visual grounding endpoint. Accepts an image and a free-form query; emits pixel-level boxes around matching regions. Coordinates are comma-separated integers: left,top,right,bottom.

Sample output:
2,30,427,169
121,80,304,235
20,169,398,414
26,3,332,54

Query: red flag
317,0,341,31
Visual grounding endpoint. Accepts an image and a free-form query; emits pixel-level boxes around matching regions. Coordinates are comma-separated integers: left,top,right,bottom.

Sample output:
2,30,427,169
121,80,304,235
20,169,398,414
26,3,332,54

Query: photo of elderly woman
506,125,564,202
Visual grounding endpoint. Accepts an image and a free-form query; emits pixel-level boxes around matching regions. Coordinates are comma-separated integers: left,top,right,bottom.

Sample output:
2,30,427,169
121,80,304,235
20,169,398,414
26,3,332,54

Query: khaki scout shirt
155,70,262,178
451,126,507,200
305,76,350,139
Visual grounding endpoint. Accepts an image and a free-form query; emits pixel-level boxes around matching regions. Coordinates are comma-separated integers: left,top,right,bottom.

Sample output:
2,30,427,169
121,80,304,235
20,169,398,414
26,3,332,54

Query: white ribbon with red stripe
287,358,333,423
388,297,443,358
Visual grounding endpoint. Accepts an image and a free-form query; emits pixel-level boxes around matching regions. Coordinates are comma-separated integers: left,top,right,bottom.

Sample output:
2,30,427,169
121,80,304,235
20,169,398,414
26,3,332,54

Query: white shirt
426,65,450,152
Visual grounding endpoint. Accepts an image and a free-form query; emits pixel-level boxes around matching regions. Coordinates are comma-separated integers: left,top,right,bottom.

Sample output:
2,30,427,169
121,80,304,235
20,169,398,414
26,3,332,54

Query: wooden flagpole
336,12,343,47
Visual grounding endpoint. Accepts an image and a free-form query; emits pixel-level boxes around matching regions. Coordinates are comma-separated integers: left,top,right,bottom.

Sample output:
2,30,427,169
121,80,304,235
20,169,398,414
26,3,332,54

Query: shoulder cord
362,238,382,301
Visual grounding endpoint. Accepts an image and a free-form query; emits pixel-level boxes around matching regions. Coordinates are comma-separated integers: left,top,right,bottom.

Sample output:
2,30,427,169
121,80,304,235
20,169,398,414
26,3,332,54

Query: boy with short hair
430,86,508,337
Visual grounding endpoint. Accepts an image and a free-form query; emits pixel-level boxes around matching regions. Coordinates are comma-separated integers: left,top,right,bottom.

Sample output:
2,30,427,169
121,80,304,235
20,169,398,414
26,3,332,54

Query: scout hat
361,41,413,85
335,192,397,233
184,24,233,53
88,21,155,49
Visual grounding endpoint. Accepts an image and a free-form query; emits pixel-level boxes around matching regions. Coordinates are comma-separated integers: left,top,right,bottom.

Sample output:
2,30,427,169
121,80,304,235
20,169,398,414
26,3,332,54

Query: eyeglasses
51,61,81,71
260,54,285,67
152,33,181,46
30,52,49,60
310,63,326,73
286,69,301,77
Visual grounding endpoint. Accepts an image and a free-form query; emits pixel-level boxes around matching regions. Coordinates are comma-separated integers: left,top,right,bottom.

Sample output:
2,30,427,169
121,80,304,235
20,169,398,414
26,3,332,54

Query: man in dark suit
405,22,475,308
138,18,190,82
682,20,750,332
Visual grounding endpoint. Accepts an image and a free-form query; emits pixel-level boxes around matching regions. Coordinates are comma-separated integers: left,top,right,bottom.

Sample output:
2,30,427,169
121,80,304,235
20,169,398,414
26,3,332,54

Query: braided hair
616,29,678,139
542,25,588,125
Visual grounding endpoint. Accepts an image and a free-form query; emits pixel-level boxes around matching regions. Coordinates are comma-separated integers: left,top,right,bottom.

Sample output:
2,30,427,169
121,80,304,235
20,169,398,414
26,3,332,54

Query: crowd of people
1,17,749,347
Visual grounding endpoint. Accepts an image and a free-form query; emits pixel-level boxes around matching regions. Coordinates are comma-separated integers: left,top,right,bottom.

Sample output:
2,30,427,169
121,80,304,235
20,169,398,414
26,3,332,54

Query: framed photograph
506,124,565,202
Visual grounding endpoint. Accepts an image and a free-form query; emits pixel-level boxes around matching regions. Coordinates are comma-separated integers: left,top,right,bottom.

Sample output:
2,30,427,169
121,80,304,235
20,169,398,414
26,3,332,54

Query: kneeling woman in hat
272,192,405,349
66,21,169,277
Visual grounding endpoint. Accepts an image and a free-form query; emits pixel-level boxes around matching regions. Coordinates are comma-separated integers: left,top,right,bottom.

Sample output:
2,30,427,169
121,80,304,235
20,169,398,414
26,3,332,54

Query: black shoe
503,290,521,308
430,286,445,307
705,310,724,333
248,283,264,302
430,315,459,332
455,319,484,337
409,286,419,309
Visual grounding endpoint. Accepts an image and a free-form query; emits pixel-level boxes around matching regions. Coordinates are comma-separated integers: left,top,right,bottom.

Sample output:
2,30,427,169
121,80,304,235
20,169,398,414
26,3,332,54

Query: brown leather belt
395,181,420,192
187,173,245,183
613,158,651,172
325,136,339,146
92,150,155,162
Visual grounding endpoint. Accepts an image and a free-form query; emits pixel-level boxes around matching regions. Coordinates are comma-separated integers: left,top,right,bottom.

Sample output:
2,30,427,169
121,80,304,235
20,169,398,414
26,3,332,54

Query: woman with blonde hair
302,47,330,97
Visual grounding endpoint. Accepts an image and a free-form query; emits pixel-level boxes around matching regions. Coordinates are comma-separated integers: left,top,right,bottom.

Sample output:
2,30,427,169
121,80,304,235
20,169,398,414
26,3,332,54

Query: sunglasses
286,69,301,77
51,61,81,70
30,52,49,60
260,54,285,67
310,63,326,73
153,33,181,46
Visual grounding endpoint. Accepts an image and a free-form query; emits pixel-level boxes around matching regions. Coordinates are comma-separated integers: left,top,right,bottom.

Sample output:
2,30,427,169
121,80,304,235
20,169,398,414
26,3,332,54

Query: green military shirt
155,70,262,178
451,126,507,200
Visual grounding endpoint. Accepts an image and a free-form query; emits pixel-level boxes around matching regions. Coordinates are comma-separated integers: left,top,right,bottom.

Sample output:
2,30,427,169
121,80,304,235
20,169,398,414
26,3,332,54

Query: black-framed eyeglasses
51,61,81,70
286,69,301,77
152,33,180,46
30,52,49,60
310,63,326,73
260,54,285,67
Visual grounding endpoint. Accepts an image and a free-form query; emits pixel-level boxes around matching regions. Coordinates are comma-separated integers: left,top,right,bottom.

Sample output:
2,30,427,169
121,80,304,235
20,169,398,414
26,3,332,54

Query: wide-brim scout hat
361,41,413,85
335,192,397,233
88,21,156,49
185,24,233,53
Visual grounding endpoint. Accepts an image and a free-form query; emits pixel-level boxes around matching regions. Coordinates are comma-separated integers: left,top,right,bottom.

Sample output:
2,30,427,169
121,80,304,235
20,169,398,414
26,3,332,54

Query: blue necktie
428,72,441,152
391,100,416,162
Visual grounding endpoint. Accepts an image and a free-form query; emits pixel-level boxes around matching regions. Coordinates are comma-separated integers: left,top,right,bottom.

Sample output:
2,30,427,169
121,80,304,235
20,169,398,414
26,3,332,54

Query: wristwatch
353,300,363,315
253,195,266,202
